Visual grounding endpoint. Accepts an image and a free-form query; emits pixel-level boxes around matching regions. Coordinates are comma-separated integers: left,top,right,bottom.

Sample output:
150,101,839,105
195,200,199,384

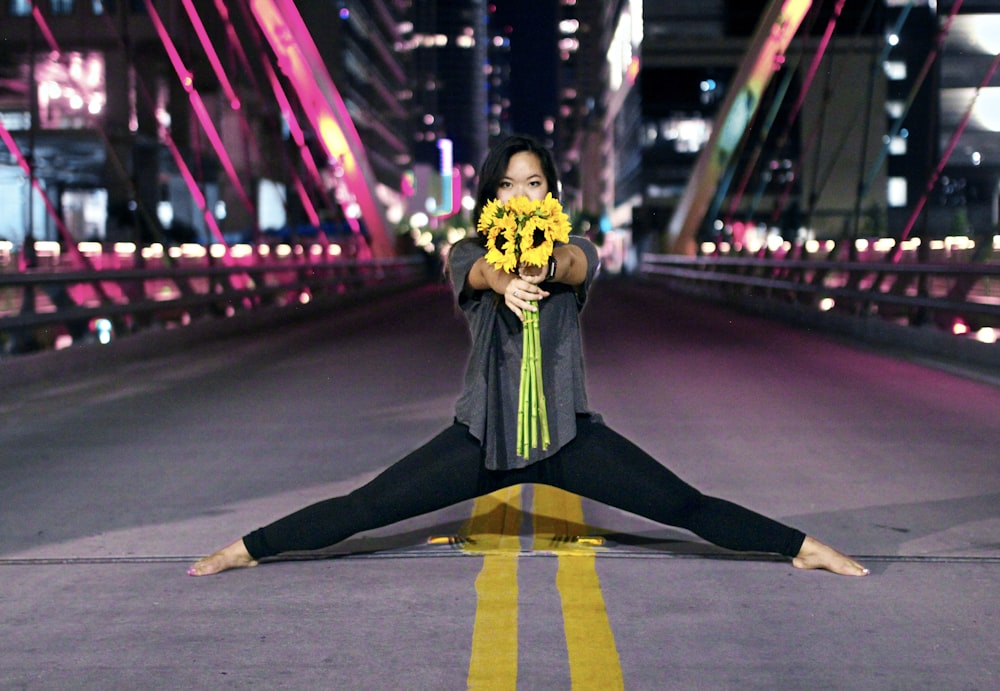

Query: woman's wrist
546,254,558,281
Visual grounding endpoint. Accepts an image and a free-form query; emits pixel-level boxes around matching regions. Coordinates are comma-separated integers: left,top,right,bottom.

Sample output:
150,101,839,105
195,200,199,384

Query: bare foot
792,536,869,576
188,539,258,577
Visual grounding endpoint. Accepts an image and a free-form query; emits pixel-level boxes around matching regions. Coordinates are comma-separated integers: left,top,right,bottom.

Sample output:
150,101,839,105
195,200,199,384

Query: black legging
243,417,806,560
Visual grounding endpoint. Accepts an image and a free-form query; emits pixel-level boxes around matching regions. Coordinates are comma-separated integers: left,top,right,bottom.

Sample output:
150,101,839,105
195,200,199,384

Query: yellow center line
532,485,624,690
461,484,624,689
463,486,523,690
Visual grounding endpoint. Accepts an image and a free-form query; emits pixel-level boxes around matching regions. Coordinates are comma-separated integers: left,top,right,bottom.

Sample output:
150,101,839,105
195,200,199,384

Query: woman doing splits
189,134,868,578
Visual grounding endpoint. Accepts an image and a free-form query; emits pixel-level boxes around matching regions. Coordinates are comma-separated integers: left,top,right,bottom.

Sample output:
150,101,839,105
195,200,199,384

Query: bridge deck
2,279,998,688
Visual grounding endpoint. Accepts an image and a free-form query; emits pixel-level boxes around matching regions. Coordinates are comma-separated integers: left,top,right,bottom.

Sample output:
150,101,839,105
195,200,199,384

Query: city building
609,0,1000,257
0,0,414,257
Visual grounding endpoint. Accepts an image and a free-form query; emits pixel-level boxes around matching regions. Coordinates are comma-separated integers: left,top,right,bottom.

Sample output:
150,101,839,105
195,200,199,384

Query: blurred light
157,201,174,227
953,320,969,336
884,60,906,80
886,100,904,118
328,244,342,256
558,37,579,52
819,298,835,311
888,177,908,207
181,244,207,258
975,328,996,343
95,318,113,345
972,88,1000,131
230,244,254,259
299,290,312,304
35,241,61,258
969,15,1000,54
142,244,164,259
209,244,227,258
559,19,579,34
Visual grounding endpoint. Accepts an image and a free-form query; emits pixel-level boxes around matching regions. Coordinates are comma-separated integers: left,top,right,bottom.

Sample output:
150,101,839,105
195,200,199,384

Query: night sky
491,0,558,138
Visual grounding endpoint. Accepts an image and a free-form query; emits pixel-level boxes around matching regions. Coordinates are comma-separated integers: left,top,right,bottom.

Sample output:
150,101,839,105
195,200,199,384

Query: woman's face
496,151,549,204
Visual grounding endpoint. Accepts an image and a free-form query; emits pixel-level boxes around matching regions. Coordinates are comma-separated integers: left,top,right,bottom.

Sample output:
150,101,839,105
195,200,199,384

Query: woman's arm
466,242,589,321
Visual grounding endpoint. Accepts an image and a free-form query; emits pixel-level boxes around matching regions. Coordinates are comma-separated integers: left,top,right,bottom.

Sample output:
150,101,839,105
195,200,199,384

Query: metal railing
1,246,429,355
639,252,1000,344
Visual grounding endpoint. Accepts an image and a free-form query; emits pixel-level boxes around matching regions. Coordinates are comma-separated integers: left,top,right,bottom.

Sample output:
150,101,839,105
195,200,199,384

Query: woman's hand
505,264,550,321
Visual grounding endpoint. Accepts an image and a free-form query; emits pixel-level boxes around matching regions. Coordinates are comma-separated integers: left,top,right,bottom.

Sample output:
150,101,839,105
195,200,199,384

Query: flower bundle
477,193,571,458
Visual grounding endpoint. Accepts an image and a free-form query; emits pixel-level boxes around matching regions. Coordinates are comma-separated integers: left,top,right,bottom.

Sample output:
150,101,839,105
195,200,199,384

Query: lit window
884,60,906,80
885,100,904,118
888,177,907,207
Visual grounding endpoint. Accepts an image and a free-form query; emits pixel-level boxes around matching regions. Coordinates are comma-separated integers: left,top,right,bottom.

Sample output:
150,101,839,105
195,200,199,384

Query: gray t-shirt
448,235,602,470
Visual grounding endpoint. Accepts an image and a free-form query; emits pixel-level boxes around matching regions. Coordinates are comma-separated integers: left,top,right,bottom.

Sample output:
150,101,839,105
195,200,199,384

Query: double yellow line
461,485,624,689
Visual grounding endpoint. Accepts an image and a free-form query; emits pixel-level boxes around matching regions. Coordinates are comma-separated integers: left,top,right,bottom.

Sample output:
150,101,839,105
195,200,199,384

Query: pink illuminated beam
0,120,88,267
250,0,393,256
29,2,60,54
218,0,331,231
890,49,1000,263
142,0,259,238
180,0,241,111
161,130,228,245
666,0,812,255
184,0,323,231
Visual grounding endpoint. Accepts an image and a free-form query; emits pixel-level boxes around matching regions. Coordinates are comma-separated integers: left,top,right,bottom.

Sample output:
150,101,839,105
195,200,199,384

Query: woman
189,134,868,577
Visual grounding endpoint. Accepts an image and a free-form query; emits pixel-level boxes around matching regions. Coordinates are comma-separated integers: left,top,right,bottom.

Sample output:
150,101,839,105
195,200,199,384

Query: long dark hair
471,134,560,231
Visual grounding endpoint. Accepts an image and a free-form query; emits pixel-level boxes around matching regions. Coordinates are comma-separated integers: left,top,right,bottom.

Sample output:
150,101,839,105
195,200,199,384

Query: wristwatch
546,254,557,280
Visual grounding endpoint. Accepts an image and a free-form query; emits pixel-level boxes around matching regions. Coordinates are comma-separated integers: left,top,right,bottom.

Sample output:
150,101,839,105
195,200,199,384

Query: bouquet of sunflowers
477,193,571,458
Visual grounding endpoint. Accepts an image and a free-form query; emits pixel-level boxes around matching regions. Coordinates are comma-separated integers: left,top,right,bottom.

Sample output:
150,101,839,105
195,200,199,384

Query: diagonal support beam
250,0,393,256
666,0,812,255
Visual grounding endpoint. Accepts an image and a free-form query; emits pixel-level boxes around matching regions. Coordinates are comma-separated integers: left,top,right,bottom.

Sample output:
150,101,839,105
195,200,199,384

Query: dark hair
471,134,560,228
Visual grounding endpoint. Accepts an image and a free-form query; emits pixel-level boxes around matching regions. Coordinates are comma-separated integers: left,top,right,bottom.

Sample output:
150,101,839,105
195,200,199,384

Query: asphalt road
2,277,998,689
